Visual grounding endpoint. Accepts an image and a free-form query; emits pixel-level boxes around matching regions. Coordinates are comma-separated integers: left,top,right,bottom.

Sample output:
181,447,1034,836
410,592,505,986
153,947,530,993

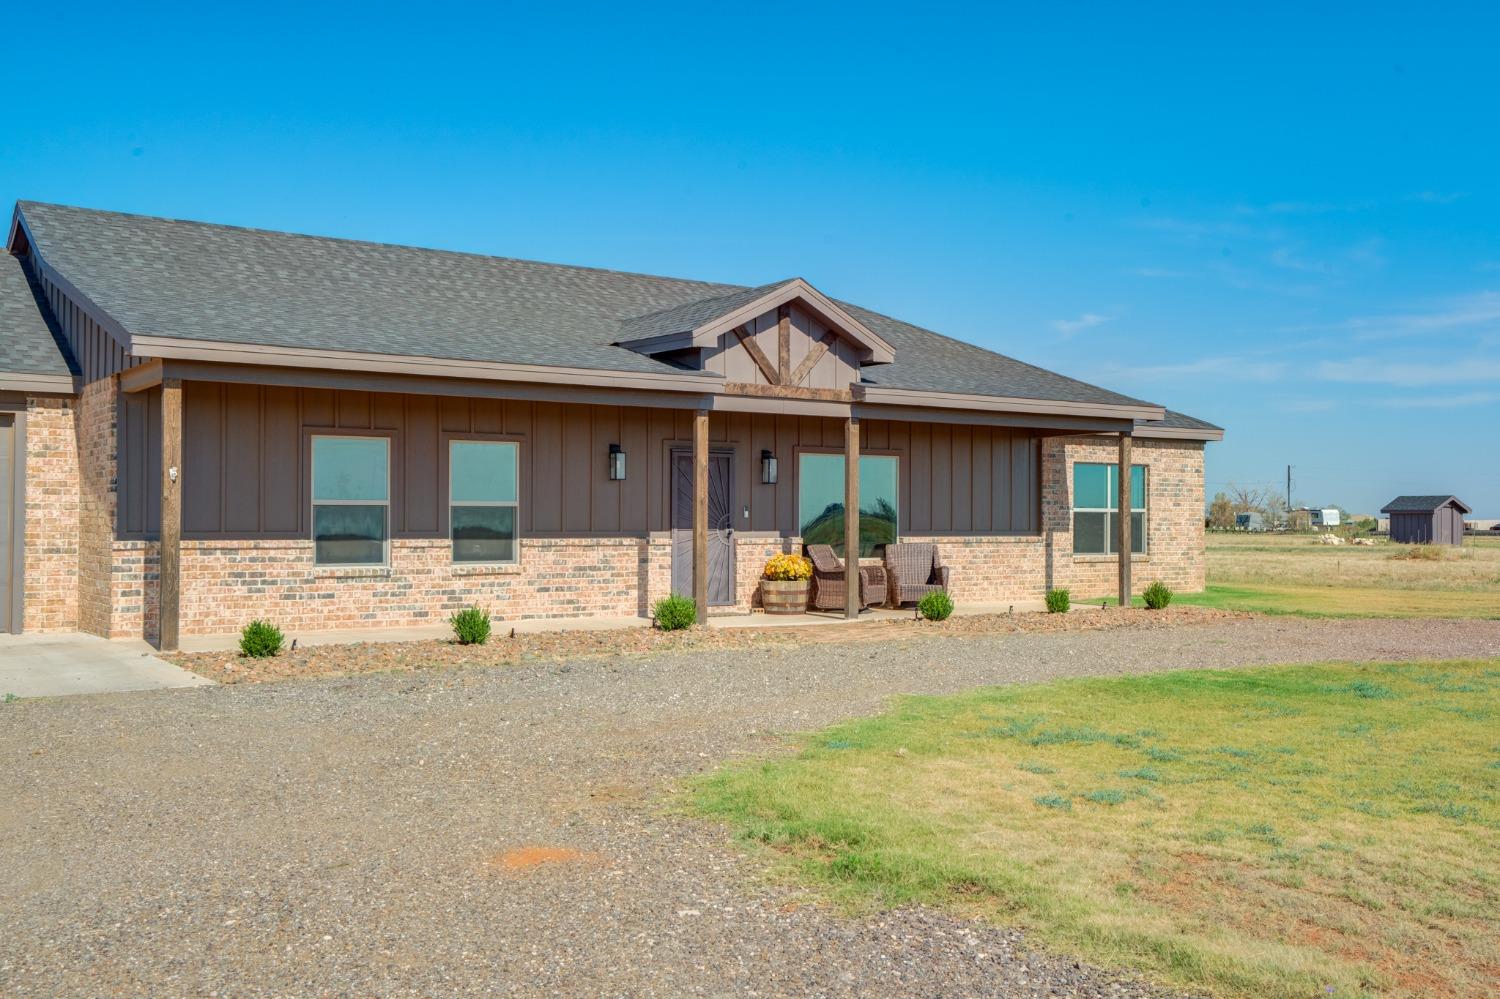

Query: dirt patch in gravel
487,846,599,873
168,605,1248,684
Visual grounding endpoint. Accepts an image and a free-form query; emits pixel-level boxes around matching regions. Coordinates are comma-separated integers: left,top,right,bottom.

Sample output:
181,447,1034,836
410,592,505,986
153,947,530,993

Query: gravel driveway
4,617,1498,997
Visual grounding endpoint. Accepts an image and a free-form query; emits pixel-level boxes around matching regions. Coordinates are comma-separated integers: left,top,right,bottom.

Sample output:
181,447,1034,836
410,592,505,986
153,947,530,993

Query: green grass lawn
692,660,1500,998
1118,584,1500,619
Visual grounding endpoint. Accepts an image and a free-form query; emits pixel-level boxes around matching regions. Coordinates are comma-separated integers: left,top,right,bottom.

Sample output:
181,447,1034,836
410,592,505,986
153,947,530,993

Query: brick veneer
75,378,118,636
29,401,1205,640
1045,436,1206,599
20,395,80,631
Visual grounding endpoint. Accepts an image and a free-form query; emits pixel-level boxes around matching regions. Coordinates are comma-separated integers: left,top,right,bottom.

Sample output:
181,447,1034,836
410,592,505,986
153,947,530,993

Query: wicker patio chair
883,542,952,607
806,544,883,611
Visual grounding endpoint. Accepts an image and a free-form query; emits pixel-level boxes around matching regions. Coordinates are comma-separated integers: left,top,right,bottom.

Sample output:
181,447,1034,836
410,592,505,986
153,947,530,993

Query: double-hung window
312,436,390,566
1072,462,1146,555
797,453,900,558
450,440,519,564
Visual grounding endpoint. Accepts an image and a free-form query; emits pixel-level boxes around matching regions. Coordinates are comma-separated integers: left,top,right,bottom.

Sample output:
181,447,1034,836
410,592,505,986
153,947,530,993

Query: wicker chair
806,544,883,611
883,543,952,607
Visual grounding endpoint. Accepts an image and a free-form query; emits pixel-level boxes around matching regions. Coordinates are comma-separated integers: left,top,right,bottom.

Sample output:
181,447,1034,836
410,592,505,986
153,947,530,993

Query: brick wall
20,395,79,631
1046,436,1206,599
75,378,118,636
54,417,1205,640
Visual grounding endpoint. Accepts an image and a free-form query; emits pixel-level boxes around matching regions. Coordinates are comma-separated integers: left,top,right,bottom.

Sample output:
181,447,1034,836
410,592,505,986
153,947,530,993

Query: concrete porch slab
0,633,214,699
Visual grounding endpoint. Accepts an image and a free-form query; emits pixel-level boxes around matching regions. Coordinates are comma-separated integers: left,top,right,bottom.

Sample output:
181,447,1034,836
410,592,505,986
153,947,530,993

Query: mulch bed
166,606,1248,685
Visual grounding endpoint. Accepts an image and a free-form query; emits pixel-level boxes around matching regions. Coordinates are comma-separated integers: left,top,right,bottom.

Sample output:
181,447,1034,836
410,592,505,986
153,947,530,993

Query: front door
0,414,13,633
671,451,735,605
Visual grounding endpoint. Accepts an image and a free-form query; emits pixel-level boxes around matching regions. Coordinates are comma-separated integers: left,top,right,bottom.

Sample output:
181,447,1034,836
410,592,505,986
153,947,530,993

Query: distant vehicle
1310,508,1340,528
1235,512,1266,531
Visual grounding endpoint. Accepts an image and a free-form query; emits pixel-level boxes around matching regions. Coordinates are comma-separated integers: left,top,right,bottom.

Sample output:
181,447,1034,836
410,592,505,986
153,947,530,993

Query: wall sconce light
761,449,778,485
608,444,626,481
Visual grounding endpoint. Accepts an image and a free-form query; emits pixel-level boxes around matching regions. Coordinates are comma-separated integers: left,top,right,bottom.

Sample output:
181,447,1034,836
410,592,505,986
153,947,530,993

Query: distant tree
1208,492,1236,530
1227,482,1266,515
1260,493,1289,529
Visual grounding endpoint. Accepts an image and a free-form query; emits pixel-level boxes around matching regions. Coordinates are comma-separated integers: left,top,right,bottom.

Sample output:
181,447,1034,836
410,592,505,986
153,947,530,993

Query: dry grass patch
1194,534,1500,618
692,659,1500,998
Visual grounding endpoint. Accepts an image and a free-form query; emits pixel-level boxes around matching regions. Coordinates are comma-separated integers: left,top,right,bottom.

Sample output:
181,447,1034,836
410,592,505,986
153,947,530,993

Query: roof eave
617,278,899,364
128,334,726,394
1134,424,1224,441
859,384,1165,422
0,370,79,395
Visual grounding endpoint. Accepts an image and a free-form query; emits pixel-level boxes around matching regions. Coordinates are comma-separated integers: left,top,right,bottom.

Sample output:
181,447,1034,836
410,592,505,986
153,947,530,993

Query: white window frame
1072,462,1148,556
448,439,520,566
311,434,391,568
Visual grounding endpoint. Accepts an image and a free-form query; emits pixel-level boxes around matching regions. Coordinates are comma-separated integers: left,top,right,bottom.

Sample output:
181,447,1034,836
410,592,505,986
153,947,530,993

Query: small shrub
449,605,492,645
238,619,284,658
1034,794,1072,811
918,589,954,621
653,593,698,631
1391,545,1444,561
1142,580,1173,610
762,553,812,581
1044,588,1070,613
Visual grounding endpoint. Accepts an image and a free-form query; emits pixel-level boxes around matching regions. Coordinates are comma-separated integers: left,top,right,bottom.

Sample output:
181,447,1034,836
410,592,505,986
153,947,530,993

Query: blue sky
4,2,1497,515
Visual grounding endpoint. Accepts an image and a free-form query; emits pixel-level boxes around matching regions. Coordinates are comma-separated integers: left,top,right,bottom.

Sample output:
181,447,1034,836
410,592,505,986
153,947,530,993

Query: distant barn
1380,495,1471,545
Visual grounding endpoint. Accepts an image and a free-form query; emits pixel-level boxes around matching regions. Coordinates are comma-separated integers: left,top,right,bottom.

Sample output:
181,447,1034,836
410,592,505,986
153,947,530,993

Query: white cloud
1277,398,1337,413
1051,312,1113,335
1406,190,1467,205
1289,291,1500,342
1269,245,1332,274
1318,357,1500,387
1380,391,1499,409
1100,355,1289,382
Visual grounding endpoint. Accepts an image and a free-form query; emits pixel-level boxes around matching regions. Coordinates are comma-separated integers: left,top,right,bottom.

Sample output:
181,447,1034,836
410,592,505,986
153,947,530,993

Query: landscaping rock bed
169,606,1248,684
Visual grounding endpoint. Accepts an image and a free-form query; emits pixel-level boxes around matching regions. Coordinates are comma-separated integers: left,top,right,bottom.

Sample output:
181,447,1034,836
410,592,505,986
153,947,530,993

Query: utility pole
1286,465,1293,521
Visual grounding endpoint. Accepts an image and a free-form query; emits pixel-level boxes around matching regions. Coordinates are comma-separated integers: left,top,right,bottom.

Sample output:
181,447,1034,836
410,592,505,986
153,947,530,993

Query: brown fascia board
690,279,896,363
155,358,719,411
1132,424,1225,442
0,371,79,394
859,384,1165,422
616,278,898,364
129,335,726,395
854,401,1134,434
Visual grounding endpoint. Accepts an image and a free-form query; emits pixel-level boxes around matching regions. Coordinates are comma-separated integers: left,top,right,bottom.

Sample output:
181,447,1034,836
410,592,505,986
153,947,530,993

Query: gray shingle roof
0,253,76,378
12,201,1197,418
1381,495,1471,514
617,280,793,342
1147,409,1222,432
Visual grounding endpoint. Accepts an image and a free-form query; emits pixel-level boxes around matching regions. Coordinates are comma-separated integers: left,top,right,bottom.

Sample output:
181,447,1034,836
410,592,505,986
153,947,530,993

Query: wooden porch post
1117,431,1132,609
159,377,183,651
844,415,860,620
692,408,709,625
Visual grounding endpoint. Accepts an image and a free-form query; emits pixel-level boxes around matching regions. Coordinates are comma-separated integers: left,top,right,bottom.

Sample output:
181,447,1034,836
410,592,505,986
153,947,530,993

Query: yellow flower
762,554,813,581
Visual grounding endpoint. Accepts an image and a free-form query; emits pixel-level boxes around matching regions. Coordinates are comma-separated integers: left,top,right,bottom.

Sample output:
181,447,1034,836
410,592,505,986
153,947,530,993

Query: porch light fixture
608,444,626,481
761,449,778,485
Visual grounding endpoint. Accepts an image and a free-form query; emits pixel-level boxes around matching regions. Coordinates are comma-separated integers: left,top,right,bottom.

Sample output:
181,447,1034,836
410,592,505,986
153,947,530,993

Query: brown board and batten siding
117,383,1044,540
38,273,141,383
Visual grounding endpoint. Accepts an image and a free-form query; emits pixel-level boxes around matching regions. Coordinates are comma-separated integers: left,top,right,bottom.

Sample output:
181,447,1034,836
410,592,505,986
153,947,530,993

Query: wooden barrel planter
760,579,810,615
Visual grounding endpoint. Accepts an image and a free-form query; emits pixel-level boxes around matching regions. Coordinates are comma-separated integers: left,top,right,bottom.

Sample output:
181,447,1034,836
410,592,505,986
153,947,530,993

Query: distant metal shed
1379,495,1471,545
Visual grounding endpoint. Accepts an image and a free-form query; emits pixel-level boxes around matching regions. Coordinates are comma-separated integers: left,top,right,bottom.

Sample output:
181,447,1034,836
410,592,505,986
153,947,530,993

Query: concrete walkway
0,633,212,699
